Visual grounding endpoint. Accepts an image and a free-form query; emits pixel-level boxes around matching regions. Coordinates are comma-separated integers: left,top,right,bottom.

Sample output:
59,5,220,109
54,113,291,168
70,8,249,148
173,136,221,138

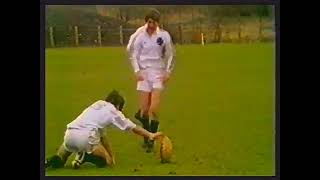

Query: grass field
45,43,275,176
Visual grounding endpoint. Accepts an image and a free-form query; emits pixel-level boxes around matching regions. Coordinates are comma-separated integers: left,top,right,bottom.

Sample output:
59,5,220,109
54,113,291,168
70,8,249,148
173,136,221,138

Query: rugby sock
150,120,159,133
84,153,107,168
134,110,141,120
45,155,65,168
135,110,151,146
141,114,150,145
146,120,159,152
57,145,72,163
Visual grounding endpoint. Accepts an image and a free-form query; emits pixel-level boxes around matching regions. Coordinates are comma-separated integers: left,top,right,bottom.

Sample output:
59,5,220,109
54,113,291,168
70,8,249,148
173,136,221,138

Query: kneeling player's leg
73,143,113,168
91,143,113,167
71,151,86,169
45,144,72,168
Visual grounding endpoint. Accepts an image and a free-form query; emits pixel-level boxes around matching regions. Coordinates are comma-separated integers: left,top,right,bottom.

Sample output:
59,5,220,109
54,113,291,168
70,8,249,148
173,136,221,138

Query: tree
207,6,223,42
256,5,270,39
118,6,130,23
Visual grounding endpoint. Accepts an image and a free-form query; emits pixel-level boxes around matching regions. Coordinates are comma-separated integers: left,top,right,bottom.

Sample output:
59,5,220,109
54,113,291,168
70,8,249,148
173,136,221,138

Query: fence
46,18,274,48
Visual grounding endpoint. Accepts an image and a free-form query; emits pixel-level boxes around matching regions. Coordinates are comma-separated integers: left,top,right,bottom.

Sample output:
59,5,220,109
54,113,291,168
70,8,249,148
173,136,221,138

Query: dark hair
145,9,160,22
105,90,125,111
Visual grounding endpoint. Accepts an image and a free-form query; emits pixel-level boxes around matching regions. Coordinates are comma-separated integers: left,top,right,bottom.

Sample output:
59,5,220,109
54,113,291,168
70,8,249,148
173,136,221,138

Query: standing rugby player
127,9,175,152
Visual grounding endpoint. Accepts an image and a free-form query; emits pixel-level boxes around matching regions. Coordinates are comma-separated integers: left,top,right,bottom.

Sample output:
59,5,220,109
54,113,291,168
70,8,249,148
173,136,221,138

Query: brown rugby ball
159,135,173,163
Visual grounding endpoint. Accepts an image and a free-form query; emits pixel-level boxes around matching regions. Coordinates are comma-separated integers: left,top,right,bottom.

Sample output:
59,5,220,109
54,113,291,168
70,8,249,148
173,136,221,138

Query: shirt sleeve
126,34,135,52
111,110,137,131
130,34,142,73
163,32,175,73
127,25,146,53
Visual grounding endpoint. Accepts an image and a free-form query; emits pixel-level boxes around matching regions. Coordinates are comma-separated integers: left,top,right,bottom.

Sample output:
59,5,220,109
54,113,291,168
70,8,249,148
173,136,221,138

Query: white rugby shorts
137,69,164,92
63,128,100,154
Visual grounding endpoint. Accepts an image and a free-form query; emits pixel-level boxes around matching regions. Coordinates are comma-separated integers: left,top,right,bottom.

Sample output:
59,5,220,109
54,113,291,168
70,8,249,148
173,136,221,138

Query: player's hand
162,71,170,84
106,155,116,167
135,71,144,81
149,132,163,141
112,156,116,166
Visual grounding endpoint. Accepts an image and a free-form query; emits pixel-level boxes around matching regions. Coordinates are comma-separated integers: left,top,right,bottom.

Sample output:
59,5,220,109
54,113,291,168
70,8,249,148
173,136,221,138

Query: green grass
45,43,275,176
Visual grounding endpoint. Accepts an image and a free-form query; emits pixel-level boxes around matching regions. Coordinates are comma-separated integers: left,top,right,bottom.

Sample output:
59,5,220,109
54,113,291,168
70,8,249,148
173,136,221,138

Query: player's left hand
162,71,170,84
149,132,163,141
112,156,116,166
106,155,116,168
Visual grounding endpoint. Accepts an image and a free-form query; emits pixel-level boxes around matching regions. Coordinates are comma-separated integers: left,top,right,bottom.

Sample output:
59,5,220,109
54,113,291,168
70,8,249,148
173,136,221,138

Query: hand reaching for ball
149,132,163,141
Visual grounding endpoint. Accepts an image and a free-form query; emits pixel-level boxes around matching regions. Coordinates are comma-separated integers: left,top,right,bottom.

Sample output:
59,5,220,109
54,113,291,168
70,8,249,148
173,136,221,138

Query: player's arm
126,25,145,53
130,35,145,81
131,126,162,140
130,35,142,74
111,110,162,140
126,34,135,53
164,32,175,74
162,32,175,83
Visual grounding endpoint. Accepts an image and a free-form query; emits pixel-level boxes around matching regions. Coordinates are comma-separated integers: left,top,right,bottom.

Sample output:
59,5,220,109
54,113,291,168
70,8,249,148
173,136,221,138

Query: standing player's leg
147,89,162,152
135,91,151,120
135,74,152,148
135,91,151,147
146,69,165,152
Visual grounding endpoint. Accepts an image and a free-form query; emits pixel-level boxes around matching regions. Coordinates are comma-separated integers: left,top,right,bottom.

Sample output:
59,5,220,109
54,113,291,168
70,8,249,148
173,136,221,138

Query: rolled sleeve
111,110,137,131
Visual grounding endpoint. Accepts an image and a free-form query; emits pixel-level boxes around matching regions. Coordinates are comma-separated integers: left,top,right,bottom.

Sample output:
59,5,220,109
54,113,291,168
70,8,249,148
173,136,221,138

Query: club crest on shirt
157,37,164,46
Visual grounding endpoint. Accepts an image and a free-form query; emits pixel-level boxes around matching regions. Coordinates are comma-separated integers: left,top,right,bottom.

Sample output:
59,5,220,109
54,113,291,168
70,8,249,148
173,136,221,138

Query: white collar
143,23,160,35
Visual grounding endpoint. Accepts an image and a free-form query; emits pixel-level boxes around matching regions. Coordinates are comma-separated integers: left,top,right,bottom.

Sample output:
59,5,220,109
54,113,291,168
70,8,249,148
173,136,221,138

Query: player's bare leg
92,143,114,166
135,91,151,148
45,144,72,168
147,89,162,152
72,143,114,169
100,135,115,165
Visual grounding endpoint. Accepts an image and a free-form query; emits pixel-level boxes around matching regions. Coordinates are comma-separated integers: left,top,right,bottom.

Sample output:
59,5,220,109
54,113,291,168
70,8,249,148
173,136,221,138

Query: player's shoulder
90,100,111,110
159,29,172,41
159,29,171,36
134,30,146,41
137,27,148,36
